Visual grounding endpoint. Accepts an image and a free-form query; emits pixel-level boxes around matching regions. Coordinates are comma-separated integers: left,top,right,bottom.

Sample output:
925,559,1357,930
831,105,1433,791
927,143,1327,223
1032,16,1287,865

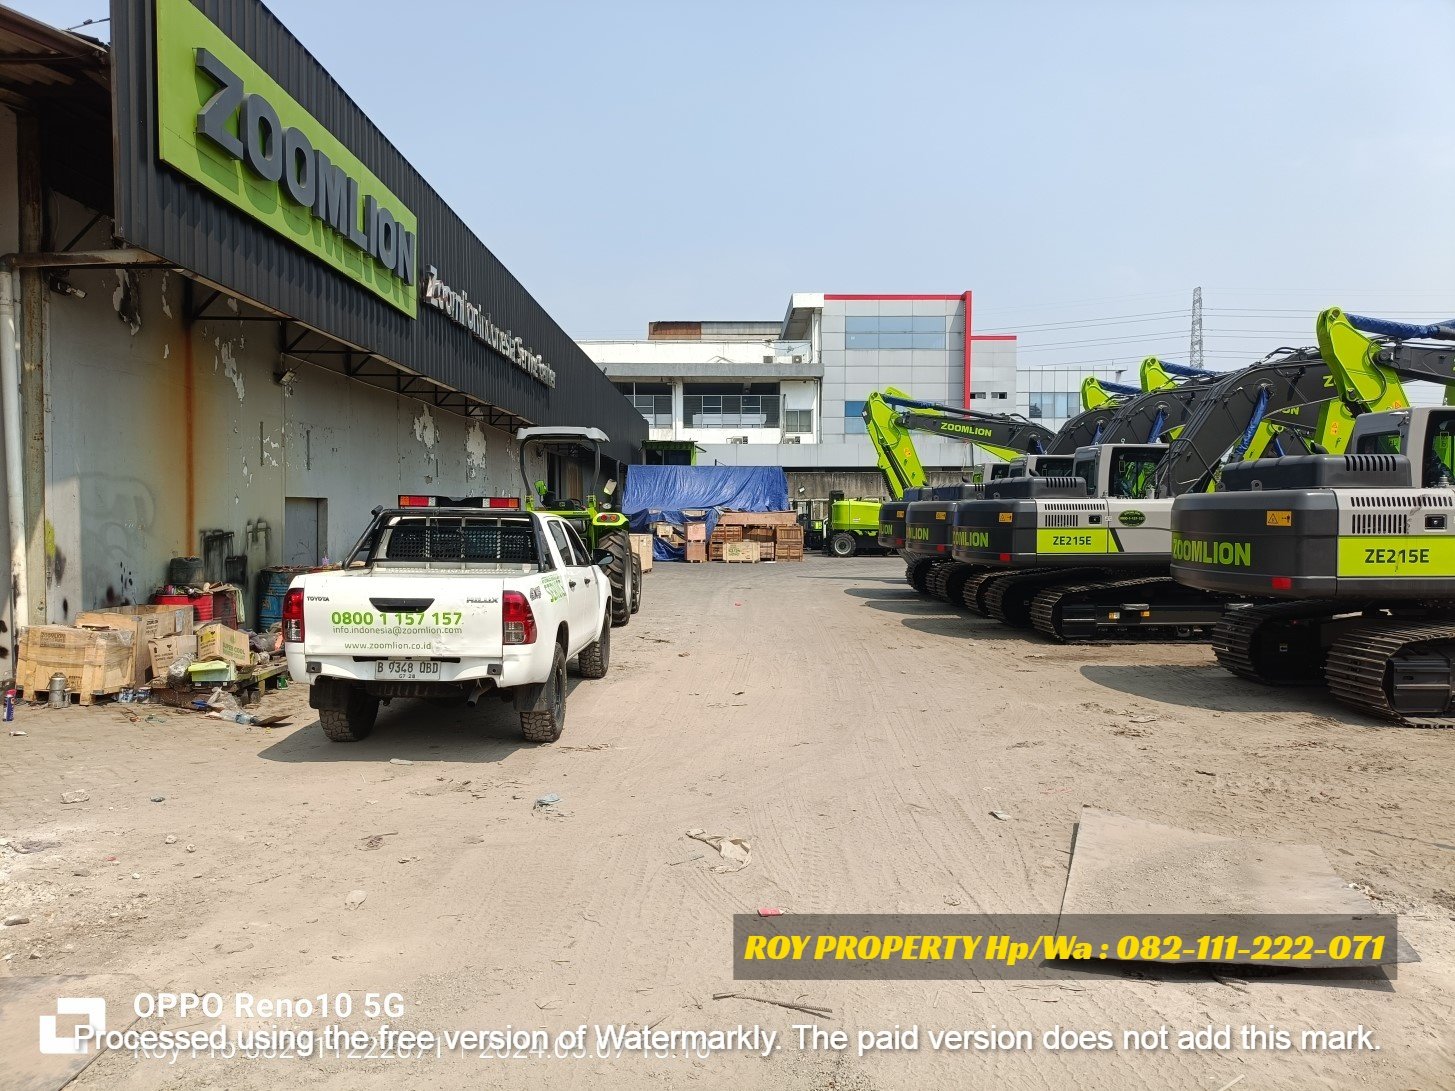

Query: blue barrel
257,567,302,631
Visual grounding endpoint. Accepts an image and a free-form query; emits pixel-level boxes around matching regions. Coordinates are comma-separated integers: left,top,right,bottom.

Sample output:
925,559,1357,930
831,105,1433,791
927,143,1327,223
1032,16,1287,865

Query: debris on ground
60,790,90,805
535,793,561,808
389,758,414,766
686,829,751,870
990,810,1011,821
756,907,783,917
4,915,30,926
712,992,832,1018
344,889,367,910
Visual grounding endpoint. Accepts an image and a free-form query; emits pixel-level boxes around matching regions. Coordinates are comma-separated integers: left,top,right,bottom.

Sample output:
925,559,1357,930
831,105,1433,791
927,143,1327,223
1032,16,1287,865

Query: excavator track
926,563,953,600
1211,600,1342,684
1325,620,1455,728
984,569,1100,628
942,563,987,608
905,559,934,594
960,571,1000,616
1028,575,1219,642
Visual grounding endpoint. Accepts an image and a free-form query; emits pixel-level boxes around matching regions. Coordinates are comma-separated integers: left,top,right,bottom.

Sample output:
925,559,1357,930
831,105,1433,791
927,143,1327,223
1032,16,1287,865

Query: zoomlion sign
421,268,557,388
155,0,417,316
1171,535,1251,567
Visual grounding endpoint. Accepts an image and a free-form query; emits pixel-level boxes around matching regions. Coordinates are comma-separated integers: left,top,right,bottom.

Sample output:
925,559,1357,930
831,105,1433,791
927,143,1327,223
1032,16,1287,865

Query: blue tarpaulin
623,466,791,561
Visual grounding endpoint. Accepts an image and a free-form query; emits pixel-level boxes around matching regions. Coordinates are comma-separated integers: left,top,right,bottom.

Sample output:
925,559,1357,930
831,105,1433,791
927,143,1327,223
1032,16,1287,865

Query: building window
844,399,867,434
1027,391,1079,419
784,408,813,433
844,315,946,351
683,382,781,428
613,382,674,427
991,391,1008,400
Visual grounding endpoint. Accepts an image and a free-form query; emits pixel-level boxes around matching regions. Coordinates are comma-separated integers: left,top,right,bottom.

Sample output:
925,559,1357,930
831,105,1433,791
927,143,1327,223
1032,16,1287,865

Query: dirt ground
3,555,1453,1090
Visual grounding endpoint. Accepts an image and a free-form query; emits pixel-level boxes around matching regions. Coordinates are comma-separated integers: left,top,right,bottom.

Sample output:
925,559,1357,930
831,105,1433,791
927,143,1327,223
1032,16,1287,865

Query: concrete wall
0,106,16,669
35,197,538,623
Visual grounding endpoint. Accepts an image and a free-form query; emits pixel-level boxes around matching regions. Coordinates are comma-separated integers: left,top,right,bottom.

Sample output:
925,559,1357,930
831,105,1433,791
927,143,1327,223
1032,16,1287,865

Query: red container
153,592,213,623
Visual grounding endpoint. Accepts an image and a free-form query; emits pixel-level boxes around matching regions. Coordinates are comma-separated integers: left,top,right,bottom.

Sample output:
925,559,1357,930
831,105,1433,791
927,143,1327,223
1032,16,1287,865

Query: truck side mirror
591,548,615,568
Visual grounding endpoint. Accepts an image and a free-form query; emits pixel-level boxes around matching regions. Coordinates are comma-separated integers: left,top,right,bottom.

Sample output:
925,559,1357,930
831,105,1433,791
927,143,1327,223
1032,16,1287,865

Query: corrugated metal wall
109,0,645,465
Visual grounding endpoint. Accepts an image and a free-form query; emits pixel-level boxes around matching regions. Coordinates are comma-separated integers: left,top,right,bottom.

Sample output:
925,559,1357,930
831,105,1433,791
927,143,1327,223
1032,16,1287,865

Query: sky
23,0,1455,378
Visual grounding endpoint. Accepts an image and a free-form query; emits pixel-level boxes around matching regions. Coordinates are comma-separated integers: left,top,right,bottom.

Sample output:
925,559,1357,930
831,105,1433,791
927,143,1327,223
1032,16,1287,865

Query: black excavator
1171,309,1455,726
941,324,1364,637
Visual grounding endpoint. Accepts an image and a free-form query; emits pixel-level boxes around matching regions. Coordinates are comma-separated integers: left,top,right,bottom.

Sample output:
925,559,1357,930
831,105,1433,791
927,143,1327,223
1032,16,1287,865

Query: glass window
562,522,592,566
842,315,946,351
547,521,572,566
1108,450,1165,499
785,408,813,433
844,400,866,419
1422,409,1455,487
846,416,867,434
683,383,780,428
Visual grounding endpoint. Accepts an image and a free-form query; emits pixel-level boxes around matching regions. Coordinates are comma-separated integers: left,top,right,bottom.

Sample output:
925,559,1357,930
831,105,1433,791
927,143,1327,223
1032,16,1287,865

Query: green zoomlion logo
952,529,991,548
1172,536,1251,567
907,526,932,542
938,422,994,438
1118,510,1146,527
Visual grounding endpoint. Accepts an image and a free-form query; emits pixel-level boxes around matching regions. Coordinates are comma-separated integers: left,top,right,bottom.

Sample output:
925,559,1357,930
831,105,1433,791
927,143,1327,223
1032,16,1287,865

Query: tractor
517,426,640,626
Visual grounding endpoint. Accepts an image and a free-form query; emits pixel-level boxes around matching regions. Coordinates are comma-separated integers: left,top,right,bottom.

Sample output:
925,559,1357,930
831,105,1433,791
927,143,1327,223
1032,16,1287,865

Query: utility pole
1189,286,1204,369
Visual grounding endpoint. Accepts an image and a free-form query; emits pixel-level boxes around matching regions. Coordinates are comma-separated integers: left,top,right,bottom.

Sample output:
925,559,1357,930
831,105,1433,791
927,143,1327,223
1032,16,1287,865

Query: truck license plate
377,660,441,680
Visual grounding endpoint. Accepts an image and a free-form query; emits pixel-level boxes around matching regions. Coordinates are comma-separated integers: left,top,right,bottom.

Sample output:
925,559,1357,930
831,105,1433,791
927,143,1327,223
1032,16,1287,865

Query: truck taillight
283,587,305,643
502,591,536,645
398,495,434,507
487,497,521,509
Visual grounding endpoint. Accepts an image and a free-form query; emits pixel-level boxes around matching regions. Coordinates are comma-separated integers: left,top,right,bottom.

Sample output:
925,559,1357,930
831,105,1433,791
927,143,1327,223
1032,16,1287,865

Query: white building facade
581,292,1019,472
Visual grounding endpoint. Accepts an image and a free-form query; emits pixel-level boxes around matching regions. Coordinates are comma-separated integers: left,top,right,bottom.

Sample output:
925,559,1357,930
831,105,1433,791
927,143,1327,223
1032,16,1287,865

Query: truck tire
602,529,632,628
629,554,642,614
829,531,858,558
319,687,379,742
519,642,568,743
577,614,611,679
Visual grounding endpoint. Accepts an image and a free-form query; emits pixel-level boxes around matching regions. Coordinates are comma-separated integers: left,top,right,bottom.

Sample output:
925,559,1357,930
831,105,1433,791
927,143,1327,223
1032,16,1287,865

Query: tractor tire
319,686,379,742
519,642,568,743
629,554,642,614
601,529,632,627
829,532,858,558
577,614,611,679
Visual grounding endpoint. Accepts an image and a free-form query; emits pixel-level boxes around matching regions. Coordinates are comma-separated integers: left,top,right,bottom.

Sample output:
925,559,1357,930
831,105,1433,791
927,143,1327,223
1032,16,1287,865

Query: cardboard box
148,634,197,679
76,604,195,684
629,534,655,574
195,621,253,668
15,625,133,704
684,541,707,563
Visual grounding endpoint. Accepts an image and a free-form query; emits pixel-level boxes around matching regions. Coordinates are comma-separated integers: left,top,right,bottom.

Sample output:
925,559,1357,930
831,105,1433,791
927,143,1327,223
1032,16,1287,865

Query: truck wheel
577,614,611,679
829,532,858,558
519,642,568,743
602,529,632,628
319,687,379,742
629,554,642,614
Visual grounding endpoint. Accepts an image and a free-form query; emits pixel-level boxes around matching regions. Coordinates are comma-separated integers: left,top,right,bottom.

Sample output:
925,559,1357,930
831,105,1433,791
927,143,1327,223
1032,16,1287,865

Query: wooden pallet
150,662,291,709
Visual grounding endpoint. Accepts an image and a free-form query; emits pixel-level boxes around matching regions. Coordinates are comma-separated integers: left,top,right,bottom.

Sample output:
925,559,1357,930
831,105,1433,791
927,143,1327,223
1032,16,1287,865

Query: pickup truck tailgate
302,573,504,658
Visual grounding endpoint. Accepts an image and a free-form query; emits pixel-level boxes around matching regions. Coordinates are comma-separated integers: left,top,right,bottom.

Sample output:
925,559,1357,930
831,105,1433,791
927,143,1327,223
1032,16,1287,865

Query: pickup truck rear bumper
285,646,548,692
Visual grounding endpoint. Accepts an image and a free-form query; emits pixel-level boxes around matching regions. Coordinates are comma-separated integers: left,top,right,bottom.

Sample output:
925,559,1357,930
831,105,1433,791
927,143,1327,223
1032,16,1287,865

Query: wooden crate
16,625,134,705
710,524,744,543
629,534,655,573
775,545,804,561
709,543,725,561
722,541,761,563
684,542,708,563
718,511,798,526
685,522,708,542
775,525,805,543
744,527,777,544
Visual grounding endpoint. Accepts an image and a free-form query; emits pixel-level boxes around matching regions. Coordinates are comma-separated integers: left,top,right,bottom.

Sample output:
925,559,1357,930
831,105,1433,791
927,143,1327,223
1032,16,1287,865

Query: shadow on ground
258,680,585,763
1079,663,1389,724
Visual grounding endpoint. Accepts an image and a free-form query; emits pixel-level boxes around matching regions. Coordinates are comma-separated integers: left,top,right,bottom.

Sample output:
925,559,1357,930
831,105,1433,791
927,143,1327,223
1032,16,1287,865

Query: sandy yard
2,554,1453,1089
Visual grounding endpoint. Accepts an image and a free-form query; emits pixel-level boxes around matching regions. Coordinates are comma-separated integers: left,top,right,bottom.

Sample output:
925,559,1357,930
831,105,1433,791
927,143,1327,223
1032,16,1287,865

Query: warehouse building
0,0,645,665
581,292,1018,495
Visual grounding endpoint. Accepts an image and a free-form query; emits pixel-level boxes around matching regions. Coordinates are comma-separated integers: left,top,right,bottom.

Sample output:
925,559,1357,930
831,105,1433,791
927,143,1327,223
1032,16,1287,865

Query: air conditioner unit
782,435,802,444
728,435,749,444
792,355,803,364
762,356,773,364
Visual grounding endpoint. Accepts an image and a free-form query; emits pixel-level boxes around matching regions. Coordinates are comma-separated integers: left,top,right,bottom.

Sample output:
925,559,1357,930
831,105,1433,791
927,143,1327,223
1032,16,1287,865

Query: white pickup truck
283,498,614,744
